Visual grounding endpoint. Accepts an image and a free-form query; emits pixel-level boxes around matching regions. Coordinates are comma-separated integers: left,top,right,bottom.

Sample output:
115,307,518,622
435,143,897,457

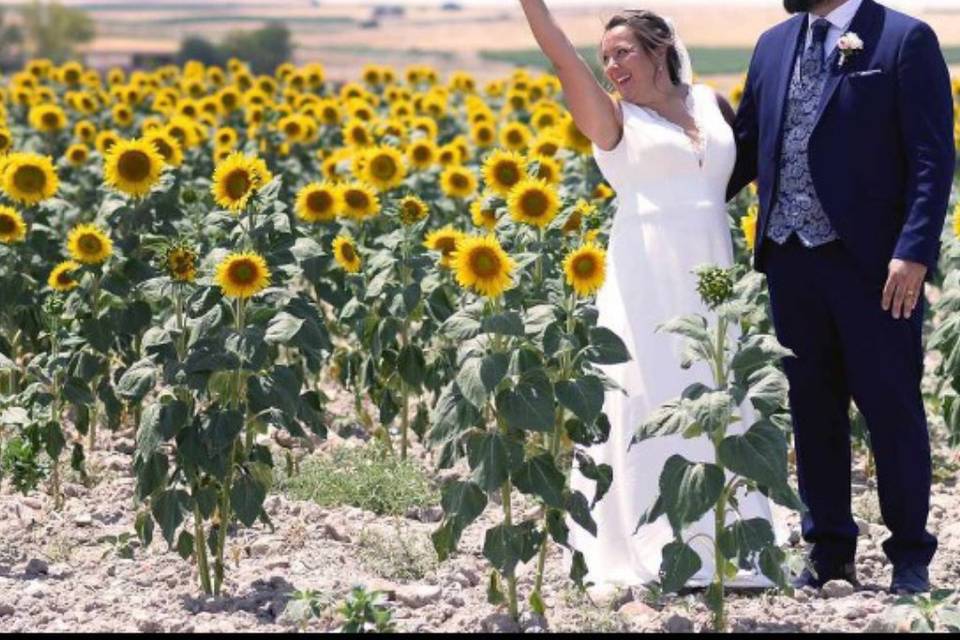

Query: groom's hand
882,259,928,320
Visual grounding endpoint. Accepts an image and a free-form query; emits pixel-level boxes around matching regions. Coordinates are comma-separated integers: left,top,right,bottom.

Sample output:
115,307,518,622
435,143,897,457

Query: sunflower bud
695,265,734,310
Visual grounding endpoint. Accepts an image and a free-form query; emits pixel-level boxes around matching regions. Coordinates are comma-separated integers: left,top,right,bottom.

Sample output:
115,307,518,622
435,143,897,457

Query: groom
727,0,955,593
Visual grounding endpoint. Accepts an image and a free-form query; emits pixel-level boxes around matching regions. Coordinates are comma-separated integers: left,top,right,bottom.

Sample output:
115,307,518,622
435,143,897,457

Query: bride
518,1,788,589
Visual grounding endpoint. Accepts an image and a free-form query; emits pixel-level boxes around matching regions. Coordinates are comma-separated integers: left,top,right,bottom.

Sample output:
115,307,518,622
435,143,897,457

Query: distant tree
18,0,94,63
177,35,224,68
219,21,291,75
0,8,24,69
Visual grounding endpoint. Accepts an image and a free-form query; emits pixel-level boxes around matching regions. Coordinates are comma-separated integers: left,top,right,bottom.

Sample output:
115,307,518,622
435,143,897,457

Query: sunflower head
211,152,273,212
332,235,362,273
67,223,113,265
0,205,27,243
48,260,81,292
451,234,515,298
531,155,562,185
423,226,465,269
339,182,381,221
163,244,198,283
1,152,59,205
563,243,606,297
144,131,184,168
66,143,89,166
295,182,341,223
741,205,759,251
440,166,478,199
28,103,67,133
507,178,559,229
470,197,498,231
482,149,528,197
407,138,438,170
103,138,165,198
215,252,271,299
362,145,407,191
398,195,428,225
499,121,532,152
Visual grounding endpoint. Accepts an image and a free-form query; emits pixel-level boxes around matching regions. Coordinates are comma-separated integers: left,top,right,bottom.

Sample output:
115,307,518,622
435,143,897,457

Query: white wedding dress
565,84,789,589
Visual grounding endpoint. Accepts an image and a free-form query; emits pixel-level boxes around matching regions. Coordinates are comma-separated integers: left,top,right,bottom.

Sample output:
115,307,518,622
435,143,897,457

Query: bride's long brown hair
599,10,683,90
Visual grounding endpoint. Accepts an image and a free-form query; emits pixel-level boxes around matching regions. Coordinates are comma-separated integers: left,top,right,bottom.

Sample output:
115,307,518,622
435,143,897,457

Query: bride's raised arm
518,0,622,151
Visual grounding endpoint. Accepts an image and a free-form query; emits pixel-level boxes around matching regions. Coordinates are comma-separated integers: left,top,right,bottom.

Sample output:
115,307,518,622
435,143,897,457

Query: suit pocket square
849,69,884,78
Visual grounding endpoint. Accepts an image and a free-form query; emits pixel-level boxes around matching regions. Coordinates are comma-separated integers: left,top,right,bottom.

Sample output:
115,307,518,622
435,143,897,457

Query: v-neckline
626,84,706,168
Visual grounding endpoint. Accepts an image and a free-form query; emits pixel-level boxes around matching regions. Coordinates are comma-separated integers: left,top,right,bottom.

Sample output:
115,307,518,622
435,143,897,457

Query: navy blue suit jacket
727,0,956,286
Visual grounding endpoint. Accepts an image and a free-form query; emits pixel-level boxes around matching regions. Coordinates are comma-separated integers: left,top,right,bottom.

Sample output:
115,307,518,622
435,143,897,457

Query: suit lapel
771,15,806,156
814,0,882,127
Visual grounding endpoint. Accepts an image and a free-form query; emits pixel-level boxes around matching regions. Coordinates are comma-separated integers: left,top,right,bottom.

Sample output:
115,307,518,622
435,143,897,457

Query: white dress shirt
805,0,864,54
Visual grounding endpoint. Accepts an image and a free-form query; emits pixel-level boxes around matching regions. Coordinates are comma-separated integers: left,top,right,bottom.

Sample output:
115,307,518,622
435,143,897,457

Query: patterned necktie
801,19,831,86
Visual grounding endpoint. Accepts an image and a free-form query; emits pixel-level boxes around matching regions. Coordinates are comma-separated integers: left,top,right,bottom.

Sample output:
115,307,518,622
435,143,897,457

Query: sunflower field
0,55,959,633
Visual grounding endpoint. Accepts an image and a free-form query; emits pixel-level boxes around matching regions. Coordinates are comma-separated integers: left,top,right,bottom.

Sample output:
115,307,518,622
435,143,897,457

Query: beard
783,0,825,12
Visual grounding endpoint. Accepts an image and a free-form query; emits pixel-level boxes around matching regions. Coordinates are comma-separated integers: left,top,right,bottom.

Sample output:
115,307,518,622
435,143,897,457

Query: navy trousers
762,235,937,568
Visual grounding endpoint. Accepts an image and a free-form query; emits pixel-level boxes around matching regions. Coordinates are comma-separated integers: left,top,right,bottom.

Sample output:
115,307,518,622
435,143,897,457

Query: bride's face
600,26,665,102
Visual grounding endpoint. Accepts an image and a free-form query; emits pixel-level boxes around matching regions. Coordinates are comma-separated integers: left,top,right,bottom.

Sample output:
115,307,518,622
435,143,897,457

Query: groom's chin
783,0,818,13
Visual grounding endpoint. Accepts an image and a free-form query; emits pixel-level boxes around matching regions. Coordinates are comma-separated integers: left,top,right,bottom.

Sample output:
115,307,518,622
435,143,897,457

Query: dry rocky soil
2,380,960,633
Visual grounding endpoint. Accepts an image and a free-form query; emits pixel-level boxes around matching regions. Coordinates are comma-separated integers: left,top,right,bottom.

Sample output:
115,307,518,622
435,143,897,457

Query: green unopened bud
695,265,734,310
181,189,198,204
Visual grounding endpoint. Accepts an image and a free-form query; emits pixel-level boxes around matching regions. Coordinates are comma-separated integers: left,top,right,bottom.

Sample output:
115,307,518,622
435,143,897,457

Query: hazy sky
314,0,960,6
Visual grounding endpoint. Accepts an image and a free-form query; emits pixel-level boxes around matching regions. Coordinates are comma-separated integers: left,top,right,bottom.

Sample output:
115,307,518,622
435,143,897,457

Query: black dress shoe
790,561,859,589
890,563,930,595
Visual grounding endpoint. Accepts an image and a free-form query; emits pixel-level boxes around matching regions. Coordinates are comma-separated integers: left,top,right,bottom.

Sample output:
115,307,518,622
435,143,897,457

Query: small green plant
357,519,438,581
285,588,331,632
894,590,960,632
98,532,135,560
337,585,395,633
279,441,438,516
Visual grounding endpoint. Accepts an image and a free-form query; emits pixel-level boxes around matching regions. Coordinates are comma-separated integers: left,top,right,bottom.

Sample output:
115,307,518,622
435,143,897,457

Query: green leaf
495,369,554,432
511,453,565,508
726,518,776,566
658,455,725,535
176,530,195,560
466,431,522,492
717,420,791,495
397,344,426,389
264,312,304,345
440,307,482,341
151,489,185,547
660,541,702,593
230,464,270,527
135,510,154,548
482,521,543,577
427,381,482,449
486,570,506,605
583,327,631,365
433,480,488,561
555,375,604,425
569,550,589,588
565,490,597,537
658,315,710,343
456,357,487,409
730,334,792,385
634,398,694,444
116,358,158,403
545,509,569,546
529,590,546,615
689,390,734,438
481,311,524,337
745,365,790,417
759,545,789,589
574,451,613,508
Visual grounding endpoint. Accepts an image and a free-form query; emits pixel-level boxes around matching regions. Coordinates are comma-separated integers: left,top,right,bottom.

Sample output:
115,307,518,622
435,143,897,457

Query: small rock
20,498,42,511
249,540,272,558
395,584,442,608
822,580,856,598
663,613,694,633
62,484,84,498
855,518,870,536
264,557,290,571
520,611,548,632
24,559,48,576
24,583,47,599
481,613,521,633
0,603,14,617
419,506,444,523
618,600,657,623
74,513,93,527
322,522,350,543
793,589,808,603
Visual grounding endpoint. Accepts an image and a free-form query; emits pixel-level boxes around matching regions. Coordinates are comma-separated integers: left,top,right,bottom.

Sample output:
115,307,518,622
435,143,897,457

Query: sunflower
531,132,563,158
532,155,562,185
112,102,135,128
437,143,461,167
451,234,515,298
67,223,112,265
144,130,183,168
423,225,465,269
0,206,27,243
740,206,759,251
48,260,81,292
407,138,438,170
215,252,271,299
507,178,559,229
211,152,273,212
482,149,528,197
398,195,428,225
339,182,381,221
361,145,407,191
499,121,532,152
954,203,960,239
295,181,341,223
593,182,615,201
28,103,67,133
561,116,593,154
95,130,120,155
470,197,498,231
440,166,478,199
563,243,606,297
165,245,197,283
0,128,12,155
65,143,89,166
1,152,59,204
214,126,238,149
103,138,165,198
332,235,362,273
342,119,373,148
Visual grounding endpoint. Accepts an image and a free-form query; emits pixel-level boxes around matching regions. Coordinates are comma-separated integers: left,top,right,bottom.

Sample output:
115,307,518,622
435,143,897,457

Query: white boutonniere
837,31,864,68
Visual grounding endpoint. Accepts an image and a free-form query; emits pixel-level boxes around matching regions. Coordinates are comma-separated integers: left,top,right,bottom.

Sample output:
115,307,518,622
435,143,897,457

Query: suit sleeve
726,40,763,202
892,22,956,271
